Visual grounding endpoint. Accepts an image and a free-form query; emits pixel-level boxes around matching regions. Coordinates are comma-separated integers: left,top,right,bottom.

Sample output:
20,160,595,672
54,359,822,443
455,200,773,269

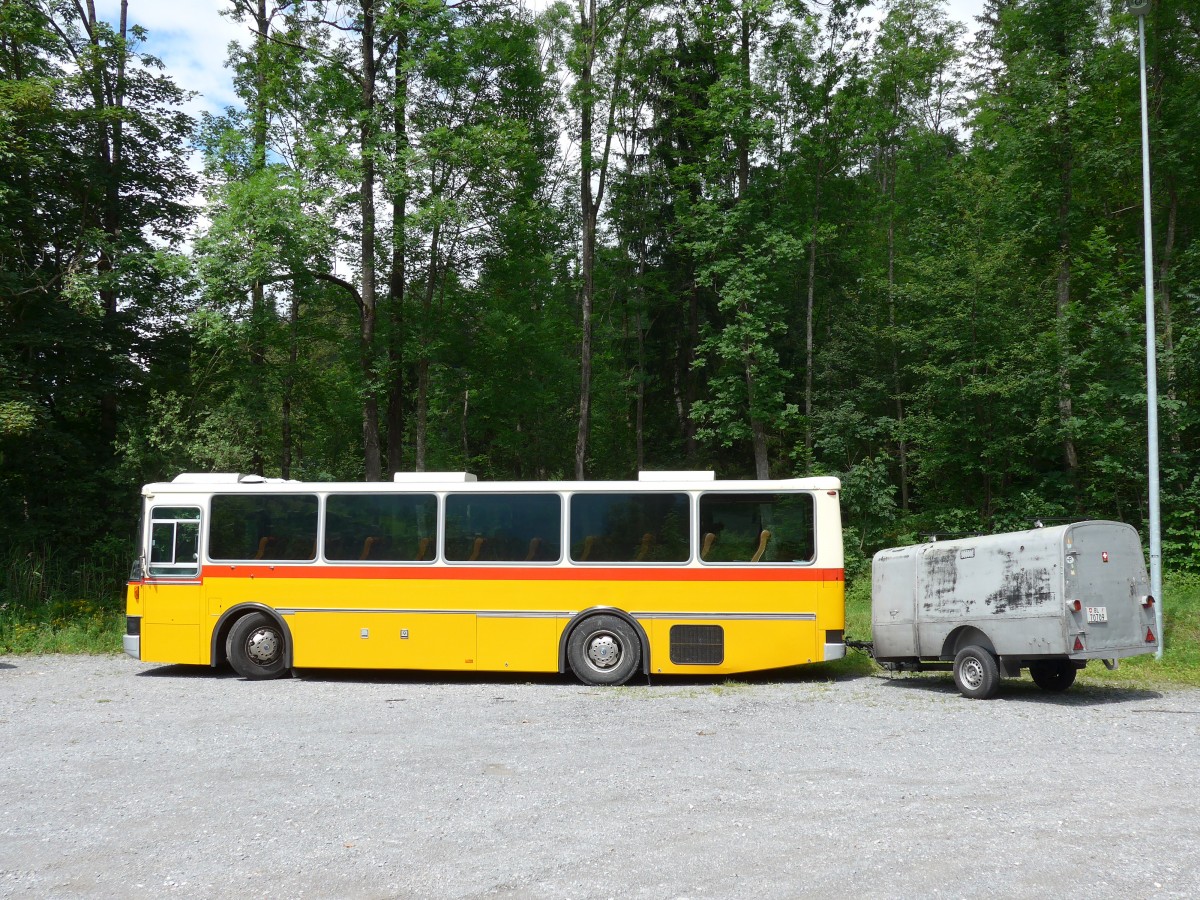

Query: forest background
2,0,1199,648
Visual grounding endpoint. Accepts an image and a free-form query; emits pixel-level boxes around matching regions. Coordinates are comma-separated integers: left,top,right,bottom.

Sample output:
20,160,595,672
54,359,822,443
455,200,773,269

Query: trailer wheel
953,645,1000,699
1029,659,1076,692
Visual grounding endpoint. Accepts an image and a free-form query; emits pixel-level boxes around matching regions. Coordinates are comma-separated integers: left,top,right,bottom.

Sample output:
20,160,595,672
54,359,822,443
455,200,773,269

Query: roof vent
637,471,716,482
171,473,243,484
393,472,478,483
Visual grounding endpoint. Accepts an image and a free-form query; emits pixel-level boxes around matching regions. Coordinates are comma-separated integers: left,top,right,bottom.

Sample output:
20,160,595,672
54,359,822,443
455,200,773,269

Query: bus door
141,505,204,664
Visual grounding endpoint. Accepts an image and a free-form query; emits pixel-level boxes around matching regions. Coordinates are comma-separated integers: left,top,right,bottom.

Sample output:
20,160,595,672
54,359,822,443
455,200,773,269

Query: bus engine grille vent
670,625,724,665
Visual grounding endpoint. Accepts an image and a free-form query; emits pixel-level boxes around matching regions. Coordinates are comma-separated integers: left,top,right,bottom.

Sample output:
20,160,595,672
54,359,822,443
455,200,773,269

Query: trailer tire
953,644,1000,699
1029,659,1076,692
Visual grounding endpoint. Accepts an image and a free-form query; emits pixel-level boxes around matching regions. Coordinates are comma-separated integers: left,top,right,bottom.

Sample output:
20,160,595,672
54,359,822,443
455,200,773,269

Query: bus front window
147,507,202,578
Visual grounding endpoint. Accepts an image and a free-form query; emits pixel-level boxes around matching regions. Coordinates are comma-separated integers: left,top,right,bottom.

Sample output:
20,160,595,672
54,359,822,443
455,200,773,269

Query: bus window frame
695,490,818,567
321,491,440,565
567,490,694,566
146,505,202,579
206,492,321,564
442,491,566,566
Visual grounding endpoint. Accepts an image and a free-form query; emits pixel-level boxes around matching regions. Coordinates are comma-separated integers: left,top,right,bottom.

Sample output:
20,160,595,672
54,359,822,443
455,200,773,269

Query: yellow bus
125,471,845,684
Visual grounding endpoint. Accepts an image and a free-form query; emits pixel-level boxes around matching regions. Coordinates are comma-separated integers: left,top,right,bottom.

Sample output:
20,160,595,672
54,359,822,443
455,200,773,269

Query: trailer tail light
1102,551,1109,563
1141,595,1155,608
1073,636,1085,652
1068,599,1082,612
1146,628,1156,644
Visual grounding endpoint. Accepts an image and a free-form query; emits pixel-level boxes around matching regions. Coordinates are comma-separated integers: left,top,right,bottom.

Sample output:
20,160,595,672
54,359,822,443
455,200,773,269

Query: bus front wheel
227,612,290,680
567,615,641,686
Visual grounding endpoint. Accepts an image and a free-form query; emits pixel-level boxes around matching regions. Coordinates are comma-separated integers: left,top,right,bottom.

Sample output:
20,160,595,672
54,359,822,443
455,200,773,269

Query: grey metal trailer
870,520,1158,698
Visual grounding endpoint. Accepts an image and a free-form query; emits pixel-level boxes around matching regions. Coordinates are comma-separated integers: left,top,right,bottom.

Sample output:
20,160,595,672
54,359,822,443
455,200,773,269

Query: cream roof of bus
145,473,842,494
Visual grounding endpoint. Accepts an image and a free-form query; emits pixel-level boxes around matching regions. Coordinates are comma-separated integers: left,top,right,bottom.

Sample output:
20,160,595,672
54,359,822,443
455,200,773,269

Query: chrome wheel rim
245,627,281,666
960,656,984,690
586,632,621,671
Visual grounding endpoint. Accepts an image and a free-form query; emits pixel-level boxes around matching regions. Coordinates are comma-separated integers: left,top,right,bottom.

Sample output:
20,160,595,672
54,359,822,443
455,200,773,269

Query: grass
835,571,1200,689
0,545,128,655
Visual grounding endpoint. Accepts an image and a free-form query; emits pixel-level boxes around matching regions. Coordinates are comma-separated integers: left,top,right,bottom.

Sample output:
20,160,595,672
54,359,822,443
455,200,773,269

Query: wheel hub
960,657,983,689
587,634,620,669
245,628,280,665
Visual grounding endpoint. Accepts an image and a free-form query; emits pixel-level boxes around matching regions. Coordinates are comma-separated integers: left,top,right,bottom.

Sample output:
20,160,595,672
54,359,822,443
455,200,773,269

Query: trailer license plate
1087,606,1108,623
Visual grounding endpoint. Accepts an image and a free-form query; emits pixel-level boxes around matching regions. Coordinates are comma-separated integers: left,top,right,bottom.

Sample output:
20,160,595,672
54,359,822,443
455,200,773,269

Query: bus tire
953,644,1000,699
227,612,289,680
1029,659,1076,692
567,615,641,686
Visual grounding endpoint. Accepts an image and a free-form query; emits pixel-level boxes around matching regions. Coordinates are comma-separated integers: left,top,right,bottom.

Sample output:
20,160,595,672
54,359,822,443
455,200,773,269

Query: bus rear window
570,493,689,563
444,494,562,563
698,493,815,563
325,494,437,562
209,494,318,562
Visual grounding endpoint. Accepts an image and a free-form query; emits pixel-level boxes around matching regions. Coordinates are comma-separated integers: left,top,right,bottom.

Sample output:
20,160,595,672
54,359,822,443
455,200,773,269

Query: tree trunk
804,164,823,454
84,0,125,451
415,220,441,472
249,0,268,477
386,23,409,476
574,0,597,480
885,158,909,510
1055,155,1078,473
360,0,382,482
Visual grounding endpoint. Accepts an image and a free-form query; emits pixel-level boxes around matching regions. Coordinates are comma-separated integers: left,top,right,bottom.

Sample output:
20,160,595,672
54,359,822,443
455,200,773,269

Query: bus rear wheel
567,615,641,686
227,612,289,680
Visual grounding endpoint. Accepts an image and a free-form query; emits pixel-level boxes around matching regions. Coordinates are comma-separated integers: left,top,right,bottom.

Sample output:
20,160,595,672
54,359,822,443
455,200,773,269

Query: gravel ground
1,655,1198,899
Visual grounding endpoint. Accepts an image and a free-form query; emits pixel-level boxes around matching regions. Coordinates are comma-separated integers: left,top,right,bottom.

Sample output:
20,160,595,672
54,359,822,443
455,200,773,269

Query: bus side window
698,493,815,565
570,494,689,563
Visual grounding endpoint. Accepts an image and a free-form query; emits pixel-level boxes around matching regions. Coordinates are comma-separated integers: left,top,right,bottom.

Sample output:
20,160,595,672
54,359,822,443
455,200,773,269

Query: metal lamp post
1129,0,1163,659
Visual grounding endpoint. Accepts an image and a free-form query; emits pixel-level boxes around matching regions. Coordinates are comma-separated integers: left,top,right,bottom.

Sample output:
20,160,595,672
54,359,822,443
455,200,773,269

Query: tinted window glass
570,493,690,563
444,494,561,562
325,494,437,562
698,493,814,563
209,494,318,561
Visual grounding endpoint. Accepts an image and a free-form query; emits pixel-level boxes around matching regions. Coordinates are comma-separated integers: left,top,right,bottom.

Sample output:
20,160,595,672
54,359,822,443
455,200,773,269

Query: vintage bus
125,471,845,684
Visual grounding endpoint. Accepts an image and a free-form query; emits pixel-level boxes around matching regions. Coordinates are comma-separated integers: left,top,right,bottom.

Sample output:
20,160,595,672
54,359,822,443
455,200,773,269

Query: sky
98,0,990,122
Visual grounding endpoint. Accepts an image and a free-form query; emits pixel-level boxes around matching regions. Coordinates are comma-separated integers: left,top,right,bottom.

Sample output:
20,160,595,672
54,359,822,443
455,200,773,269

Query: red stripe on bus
198,565,843,583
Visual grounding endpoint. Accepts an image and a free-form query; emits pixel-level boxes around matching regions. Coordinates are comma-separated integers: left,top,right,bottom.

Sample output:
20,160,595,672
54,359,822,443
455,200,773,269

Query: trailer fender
941,626,994,661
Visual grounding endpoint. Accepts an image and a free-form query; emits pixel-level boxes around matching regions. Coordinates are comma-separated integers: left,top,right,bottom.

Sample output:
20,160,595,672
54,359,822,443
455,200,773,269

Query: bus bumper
123,634,140,660
824,641,846,661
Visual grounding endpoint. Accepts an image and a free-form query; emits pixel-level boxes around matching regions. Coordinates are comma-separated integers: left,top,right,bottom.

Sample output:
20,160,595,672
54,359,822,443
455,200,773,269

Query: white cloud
95,0,247,116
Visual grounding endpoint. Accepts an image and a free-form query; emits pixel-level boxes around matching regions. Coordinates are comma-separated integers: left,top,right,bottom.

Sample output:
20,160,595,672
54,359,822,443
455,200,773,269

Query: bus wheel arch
213,605,293,679
560,608,649,686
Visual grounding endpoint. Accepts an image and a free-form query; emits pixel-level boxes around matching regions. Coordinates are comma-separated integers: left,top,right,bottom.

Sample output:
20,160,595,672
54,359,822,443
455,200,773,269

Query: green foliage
0,542,128,654
4,0,1200,647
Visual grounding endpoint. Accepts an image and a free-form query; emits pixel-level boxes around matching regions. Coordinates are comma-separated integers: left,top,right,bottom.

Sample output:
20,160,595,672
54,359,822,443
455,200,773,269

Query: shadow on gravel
873,672,1163,705
291,668,569,687
0,662,16,670
136,664,241,680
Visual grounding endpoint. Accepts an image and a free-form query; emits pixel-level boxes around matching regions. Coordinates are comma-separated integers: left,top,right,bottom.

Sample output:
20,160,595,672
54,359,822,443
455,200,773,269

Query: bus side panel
476,616,559,673
140,582,203,664
645,618,819,675
641,578,839,675
288,611,477,670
